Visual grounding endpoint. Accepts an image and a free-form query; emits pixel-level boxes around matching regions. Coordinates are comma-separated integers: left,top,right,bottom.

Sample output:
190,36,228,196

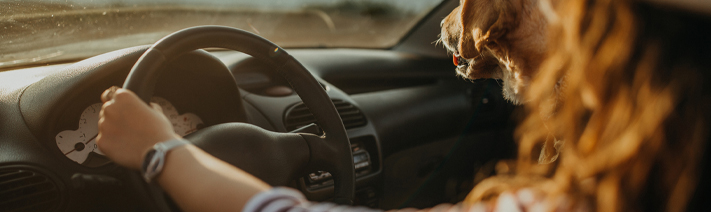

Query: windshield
1,0,443,69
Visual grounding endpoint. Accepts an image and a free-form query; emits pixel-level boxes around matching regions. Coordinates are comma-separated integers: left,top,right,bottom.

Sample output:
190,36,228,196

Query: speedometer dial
56,97,204,167
56,103,104,165
151,97,204,136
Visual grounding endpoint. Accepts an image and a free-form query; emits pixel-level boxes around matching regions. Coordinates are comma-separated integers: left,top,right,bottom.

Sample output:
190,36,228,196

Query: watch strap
142,138,190,183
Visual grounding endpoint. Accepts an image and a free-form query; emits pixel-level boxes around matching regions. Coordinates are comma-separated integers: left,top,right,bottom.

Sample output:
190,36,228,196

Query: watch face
142,149,158,174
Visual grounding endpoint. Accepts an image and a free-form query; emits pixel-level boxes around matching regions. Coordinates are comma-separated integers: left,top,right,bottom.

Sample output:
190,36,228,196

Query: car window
0,0,443,69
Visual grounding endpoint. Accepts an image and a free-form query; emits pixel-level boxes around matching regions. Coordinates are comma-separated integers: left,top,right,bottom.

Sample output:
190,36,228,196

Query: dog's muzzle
453,53,469,68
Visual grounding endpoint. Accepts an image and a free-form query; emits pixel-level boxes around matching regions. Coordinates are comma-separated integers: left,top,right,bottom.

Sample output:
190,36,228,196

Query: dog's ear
458,0,518,59
458,0,481,59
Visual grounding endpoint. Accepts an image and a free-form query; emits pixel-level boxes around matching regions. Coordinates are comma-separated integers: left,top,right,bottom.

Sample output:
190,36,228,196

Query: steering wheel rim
122,25,355,206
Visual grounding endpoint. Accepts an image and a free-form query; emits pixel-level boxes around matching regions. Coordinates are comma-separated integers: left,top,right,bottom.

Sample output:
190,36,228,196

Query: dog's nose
453,53,468,67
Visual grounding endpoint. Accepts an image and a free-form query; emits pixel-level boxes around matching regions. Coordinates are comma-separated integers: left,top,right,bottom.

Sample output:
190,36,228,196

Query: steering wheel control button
308,171,333,183
305,149,373,189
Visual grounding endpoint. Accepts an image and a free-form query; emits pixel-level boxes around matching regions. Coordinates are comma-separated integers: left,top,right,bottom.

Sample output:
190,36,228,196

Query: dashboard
0,1,522,210
0,45,516,211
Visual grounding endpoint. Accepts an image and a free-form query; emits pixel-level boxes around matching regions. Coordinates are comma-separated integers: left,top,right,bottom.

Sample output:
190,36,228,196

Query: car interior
0,0,522,211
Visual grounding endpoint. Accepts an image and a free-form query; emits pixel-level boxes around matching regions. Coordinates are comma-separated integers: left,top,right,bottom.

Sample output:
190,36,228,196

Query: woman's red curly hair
466,0,711,211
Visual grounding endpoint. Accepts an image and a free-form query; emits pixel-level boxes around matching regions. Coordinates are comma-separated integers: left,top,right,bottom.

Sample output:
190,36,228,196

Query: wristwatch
141,138,190,183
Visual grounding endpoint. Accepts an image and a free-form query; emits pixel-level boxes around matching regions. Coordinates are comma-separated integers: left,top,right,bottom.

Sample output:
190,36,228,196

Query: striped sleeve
243,187,568,212
243,187,383,212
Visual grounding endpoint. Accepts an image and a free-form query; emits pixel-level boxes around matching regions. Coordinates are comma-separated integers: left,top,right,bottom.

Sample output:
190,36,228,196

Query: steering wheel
121,26,355,208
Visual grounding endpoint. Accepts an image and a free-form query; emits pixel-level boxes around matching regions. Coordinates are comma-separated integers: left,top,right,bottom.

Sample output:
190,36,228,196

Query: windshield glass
1,0,443,69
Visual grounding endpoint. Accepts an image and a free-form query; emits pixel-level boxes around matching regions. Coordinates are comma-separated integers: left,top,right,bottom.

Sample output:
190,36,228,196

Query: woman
96,0,711,211
465,0,711,211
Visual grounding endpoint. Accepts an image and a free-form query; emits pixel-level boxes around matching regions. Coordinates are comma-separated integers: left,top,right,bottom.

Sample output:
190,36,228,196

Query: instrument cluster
55,97,203,167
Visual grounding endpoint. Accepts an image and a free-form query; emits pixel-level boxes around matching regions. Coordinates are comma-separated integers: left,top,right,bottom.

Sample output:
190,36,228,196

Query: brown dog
440,0,551,104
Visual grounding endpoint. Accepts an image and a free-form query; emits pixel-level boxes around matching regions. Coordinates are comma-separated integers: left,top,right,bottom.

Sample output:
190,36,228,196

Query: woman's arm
157,145,271,212
96,87,270,212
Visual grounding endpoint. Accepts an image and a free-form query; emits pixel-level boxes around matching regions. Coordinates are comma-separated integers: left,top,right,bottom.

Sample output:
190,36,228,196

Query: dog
440,0,551,105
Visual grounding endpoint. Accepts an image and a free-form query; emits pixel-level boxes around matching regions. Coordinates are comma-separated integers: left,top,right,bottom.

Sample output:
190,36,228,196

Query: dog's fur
440,0,549,104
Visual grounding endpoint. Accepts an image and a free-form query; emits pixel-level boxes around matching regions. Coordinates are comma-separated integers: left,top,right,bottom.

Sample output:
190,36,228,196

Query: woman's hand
96,86,180,170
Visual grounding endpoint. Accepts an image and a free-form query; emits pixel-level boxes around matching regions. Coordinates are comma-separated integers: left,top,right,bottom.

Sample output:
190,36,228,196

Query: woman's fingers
97,86,180,169
101,86,120,103
151,103,164,114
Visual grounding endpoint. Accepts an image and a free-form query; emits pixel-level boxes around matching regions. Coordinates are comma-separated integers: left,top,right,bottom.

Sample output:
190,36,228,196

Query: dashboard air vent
0,167,60,212
284,99,367,132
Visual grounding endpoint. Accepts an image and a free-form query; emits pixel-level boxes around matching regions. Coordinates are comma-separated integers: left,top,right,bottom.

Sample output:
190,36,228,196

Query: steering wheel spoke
184,123,311,186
